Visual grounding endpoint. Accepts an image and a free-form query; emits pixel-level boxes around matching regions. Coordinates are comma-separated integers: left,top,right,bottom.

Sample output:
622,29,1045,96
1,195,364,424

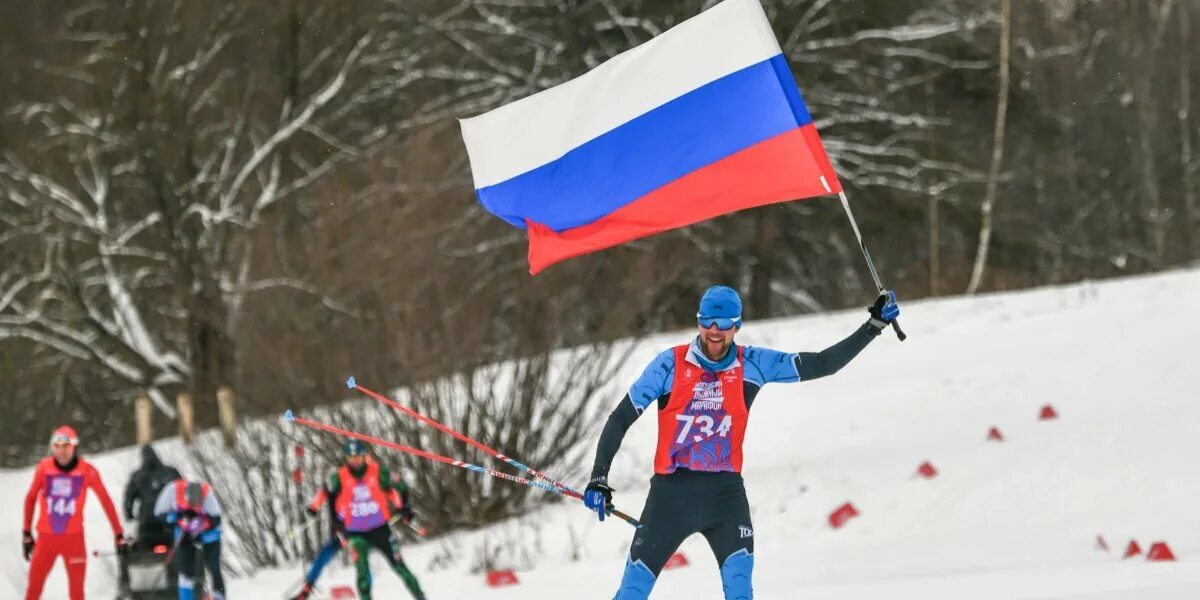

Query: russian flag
459,0,841,274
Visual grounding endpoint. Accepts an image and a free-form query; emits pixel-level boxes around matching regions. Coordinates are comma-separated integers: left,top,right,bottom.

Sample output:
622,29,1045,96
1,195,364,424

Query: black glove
395,505,415,523
867,290,900,330
583,478,615,522
115,533,130,556
22,531,34,561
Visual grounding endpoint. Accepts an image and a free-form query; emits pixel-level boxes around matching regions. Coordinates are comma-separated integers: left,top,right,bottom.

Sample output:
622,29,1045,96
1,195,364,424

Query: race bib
45,474,84,534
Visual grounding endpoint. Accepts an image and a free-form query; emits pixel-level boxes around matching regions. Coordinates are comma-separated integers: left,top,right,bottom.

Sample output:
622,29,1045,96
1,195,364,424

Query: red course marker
1147,542,1177,562
663,553,690,570
487,570,520,587
829,502,860,529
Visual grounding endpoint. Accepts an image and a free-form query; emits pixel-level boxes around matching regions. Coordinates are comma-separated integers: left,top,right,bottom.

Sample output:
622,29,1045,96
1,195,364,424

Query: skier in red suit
22,425,128,600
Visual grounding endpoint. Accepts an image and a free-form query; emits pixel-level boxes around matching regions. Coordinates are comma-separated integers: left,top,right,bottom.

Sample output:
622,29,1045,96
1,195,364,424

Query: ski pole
347,376,581,495
283,410,642,528
406,521,428,537
837,190,907,341
388,514,427,538
162,530,185,566
285,517,320,540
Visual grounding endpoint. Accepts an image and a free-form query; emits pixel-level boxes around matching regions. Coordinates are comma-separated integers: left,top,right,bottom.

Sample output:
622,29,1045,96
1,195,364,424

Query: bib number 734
675,414,733,443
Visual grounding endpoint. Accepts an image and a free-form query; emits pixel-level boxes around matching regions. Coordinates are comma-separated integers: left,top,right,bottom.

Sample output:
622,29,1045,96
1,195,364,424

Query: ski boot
289,583,314,600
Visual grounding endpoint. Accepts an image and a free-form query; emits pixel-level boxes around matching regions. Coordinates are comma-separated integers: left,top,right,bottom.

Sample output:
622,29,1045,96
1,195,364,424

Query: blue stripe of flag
475,54,814,232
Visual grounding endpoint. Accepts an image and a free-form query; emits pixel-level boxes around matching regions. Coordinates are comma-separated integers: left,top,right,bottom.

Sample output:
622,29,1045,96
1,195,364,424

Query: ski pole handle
559,488,642,528
891,320,906,341
610,508,641,528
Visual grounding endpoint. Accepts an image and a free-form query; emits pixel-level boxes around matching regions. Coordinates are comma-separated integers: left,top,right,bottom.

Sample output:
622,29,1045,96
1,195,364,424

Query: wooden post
217,386,237,447
177,393,194,444
135,395,152,445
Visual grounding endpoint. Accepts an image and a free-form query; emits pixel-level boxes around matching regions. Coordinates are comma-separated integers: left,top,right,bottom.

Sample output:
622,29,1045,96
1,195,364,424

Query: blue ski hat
343,441,367,457
697,285,743,330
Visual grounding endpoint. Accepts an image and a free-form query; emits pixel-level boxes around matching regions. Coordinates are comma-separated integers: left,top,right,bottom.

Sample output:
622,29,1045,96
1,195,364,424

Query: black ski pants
629,469,754,575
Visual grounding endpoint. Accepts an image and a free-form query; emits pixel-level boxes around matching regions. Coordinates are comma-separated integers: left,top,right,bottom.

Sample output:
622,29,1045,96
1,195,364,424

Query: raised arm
795,323,880,381
748,291,900,384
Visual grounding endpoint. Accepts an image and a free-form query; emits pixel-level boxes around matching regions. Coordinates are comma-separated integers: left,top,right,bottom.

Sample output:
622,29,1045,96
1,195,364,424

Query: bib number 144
676,414,733,443
51,498,77,516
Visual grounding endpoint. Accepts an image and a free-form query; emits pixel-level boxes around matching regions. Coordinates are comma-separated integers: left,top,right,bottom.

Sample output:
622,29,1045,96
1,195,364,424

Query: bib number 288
675,414,733,443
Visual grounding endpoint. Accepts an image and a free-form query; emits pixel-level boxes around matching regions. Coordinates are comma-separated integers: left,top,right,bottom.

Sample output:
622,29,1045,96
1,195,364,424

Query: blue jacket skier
154,479,225,600
583,285,900,599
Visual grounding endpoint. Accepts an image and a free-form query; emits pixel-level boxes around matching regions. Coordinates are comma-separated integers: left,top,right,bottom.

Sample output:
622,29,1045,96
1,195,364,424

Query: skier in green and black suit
315,441,425,600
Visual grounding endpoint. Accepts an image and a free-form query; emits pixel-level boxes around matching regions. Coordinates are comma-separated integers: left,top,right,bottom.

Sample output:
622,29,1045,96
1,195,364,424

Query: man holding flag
459,0,906,595
582,285,898,598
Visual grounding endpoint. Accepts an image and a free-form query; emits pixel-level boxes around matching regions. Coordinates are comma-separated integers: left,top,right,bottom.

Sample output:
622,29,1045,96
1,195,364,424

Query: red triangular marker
987,426,1004,441
663,553,690,570
1039,404,1058,420
917,461,938,479
1147,542,1176,562
1124,540,1142,559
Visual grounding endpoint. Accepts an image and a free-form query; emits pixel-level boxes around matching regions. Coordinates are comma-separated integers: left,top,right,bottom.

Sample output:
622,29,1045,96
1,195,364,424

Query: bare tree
966,0,1012,294
0,0,456,422
1181,0,1197,256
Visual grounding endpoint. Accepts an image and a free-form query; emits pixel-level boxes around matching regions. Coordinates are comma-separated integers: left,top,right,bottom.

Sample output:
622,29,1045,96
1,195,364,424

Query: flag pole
836,190,907,341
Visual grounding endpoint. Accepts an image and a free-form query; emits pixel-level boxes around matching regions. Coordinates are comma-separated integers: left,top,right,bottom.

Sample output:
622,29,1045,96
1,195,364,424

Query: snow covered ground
4,269,1200,599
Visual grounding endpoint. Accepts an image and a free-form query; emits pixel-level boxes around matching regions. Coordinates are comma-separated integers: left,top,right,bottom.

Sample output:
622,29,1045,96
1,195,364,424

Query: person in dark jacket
122,445,180,544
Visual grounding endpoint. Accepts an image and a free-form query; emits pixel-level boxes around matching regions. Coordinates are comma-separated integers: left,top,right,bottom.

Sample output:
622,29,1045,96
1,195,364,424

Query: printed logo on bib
45,474,84,534
689,377,725,411
670,371,736,471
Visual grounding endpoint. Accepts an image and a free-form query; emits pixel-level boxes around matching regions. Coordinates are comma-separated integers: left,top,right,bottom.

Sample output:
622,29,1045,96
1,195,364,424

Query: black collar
54,455,79,472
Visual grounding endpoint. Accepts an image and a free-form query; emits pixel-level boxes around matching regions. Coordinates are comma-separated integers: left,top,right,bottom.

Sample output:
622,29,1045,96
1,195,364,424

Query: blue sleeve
742,346,800,387
589,349,675,481
627,349,675,413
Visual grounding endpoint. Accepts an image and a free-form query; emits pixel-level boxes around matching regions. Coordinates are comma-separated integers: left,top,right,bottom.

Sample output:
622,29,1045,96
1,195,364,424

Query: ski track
3,269,1200,598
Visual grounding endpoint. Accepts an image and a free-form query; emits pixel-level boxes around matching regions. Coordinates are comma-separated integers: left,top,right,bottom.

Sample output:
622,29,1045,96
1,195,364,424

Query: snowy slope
5,269,1200,599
